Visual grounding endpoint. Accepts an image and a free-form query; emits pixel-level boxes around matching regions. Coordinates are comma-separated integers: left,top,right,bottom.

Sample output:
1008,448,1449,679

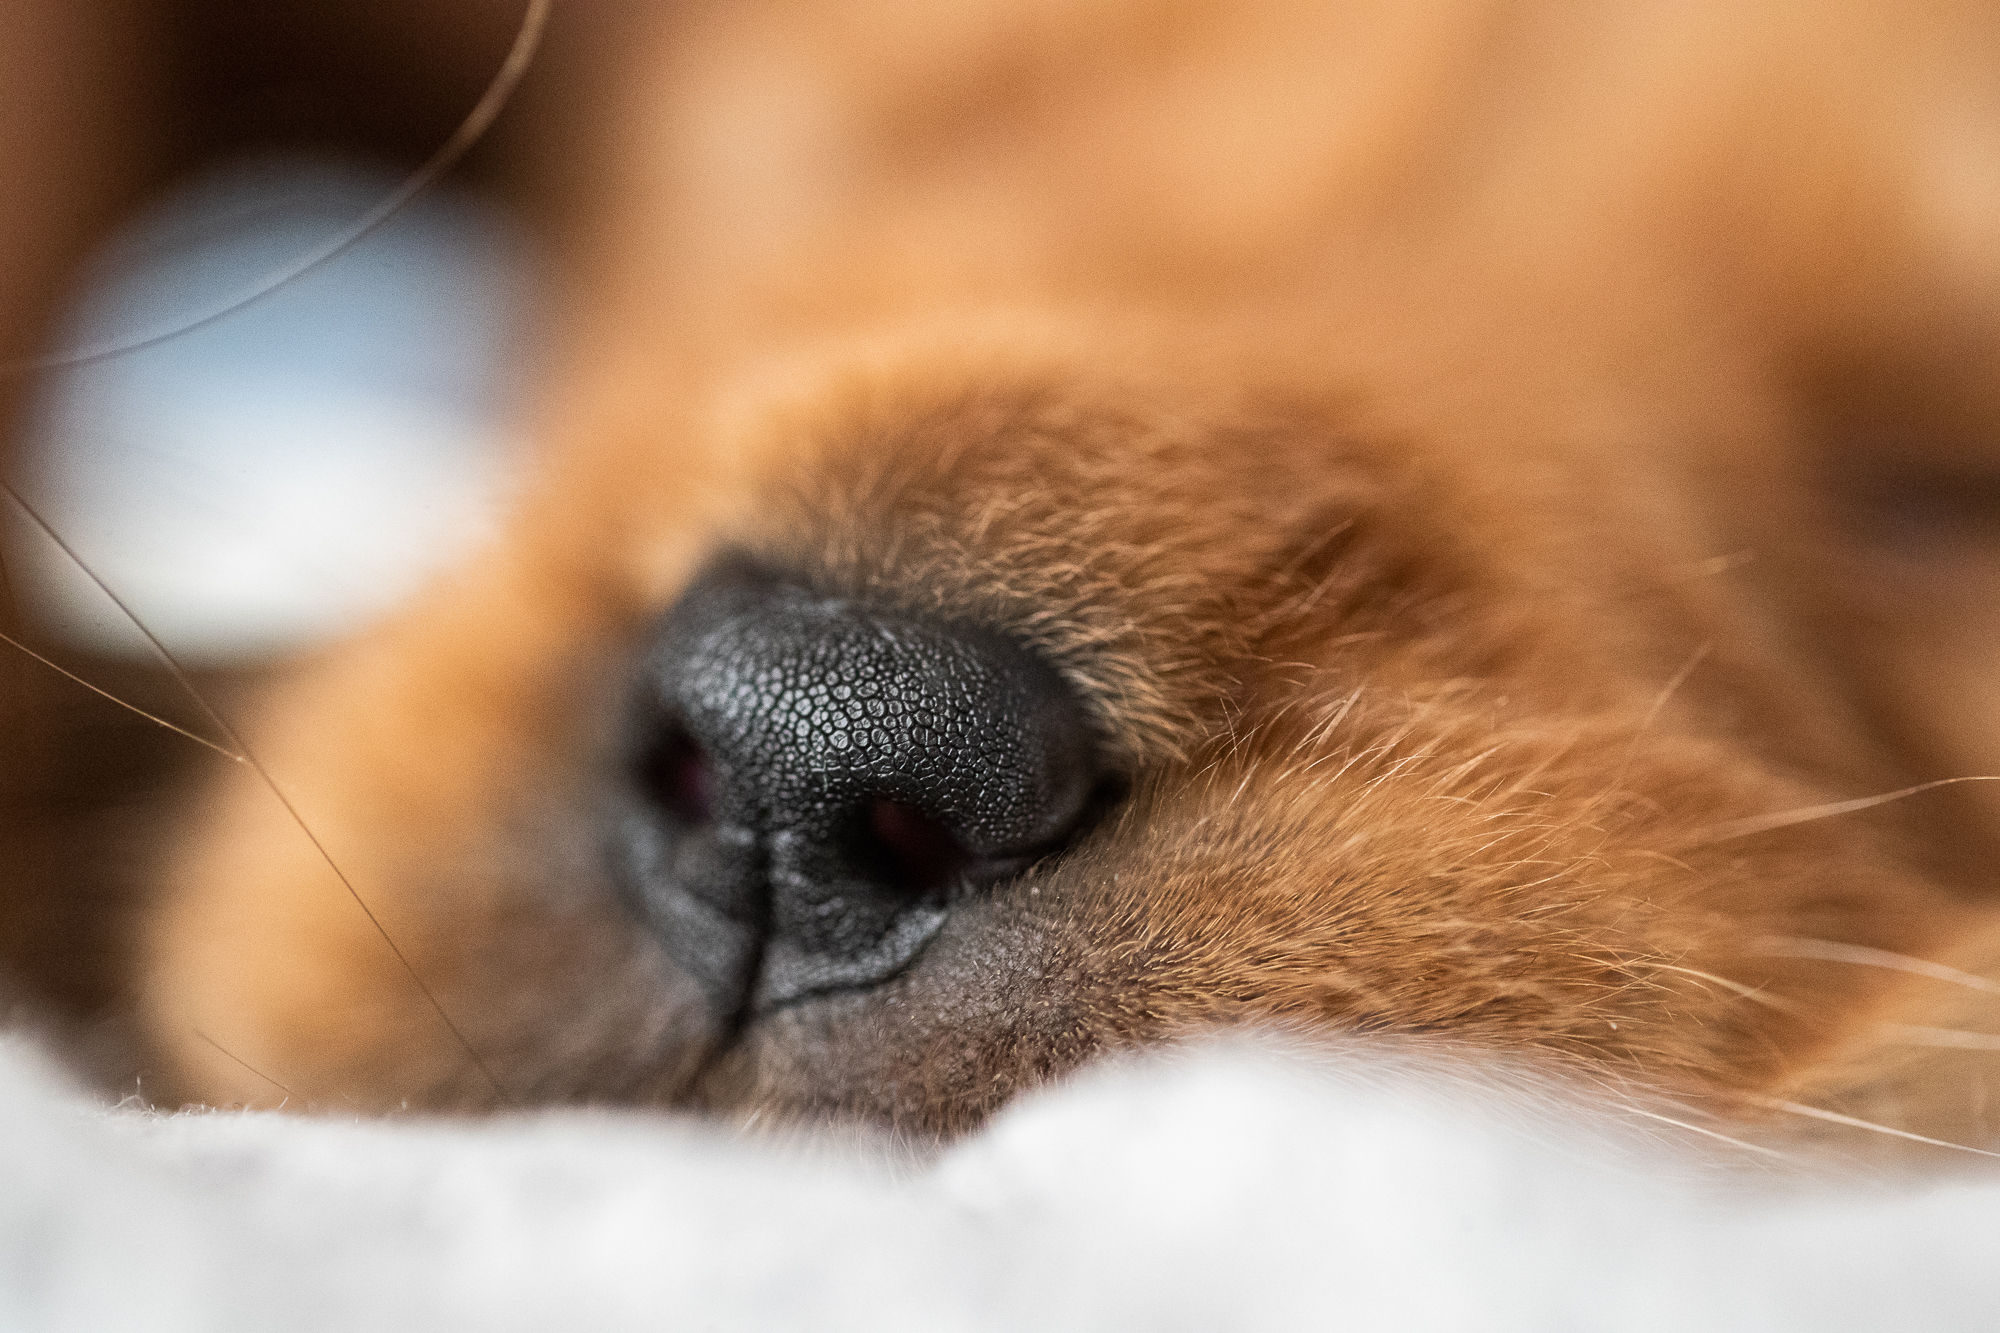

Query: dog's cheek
135,532,725,1111
707,694,1973,1132
145,760,720,1114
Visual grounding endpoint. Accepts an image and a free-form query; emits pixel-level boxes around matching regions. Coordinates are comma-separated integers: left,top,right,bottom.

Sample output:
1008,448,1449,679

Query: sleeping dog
9,0,2000,1147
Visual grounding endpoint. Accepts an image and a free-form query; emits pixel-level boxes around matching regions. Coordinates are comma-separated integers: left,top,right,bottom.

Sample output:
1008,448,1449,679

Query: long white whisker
1763,1099,2000,1158
1753,936,2000,996
1684,776,2000,848
1652,963,1807,1014
1615,1104,1794,1160
1877,1024,2000,1051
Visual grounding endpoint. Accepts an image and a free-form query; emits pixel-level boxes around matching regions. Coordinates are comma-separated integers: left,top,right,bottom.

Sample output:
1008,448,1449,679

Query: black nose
617,558,1110,1019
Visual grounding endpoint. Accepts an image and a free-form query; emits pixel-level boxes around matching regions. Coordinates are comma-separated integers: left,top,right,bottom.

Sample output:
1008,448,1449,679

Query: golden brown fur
10,0,2000,1147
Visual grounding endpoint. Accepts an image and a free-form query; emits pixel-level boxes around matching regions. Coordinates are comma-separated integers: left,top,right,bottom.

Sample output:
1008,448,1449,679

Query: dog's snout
618,559,1110,1019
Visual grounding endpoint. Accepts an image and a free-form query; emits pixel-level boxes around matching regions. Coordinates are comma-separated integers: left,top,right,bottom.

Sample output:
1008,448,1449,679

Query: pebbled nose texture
617,558,1108,1020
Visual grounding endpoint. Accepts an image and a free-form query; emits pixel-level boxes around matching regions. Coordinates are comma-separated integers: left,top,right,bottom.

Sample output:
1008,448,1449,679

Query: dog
7,0,2000,1149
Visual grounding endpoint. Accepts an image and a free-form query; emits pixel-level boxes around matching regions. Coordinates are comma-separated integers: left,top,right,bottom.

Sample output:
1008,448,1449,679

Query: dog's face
136,0,2000,1138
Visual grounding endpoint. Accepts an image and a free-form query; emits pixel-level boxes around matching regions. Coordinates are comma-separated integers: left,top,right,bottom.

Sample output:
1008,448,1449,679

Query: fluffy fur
9,1,2000,1149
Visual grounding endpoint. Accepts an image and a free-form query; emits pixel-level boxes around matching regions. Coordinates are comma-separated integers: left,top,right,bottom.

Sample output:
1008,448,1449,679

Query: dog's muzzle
616,558,1110,1021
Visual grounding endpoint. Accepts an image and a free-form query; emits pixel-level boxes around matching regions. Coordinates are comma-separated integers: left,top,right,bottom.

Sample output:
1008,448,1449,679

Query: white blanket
3,1035,1997,1331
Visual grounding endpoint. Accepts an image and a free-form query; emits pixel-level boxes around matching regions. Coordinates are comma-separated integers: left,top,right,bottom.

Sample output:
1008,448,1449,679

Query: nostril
642,725,715,826
619,556,1116,1015
863,799,973,899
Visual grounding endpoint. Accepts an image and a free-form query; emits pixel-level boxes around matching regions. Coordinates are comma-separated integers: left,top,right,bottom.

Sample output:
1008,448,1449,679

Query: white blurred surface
4,1034,1999,1332
11,157,528,663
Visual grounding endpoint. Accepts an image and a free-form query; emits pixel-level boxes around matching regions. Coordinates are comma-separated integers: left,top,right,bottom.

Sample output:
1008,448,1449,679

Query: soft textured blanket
3,1035,1997,1331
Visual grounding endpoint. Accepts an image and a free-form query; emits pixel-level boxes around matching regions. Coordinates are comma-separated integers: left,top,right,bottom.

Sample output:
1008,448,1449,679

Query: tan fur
35,0,2000,1143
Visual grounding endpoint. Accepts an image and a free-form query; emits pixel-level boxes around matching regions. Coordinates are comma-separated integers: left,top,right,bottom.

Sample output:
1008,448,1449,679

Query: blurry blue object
13,156,528,663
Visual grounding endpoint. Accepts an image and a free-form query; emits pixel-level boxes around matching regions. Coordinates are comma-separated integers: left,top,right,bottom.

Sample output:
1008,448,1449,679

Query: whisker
1614,1103,1794,1161
0,535,19,628
0,0,551,376
1877,1024,2000,1052
1682,776,2000,848
1752,936,2000,997
1652,963,1807,1015
1616,550,1757,601
1762,1099,2000,1159
1678,550,1756,583
1583,642,1712,833
1619,642,1710,776
2,481,514,1107
194,1029,299,1103
0,628,243,761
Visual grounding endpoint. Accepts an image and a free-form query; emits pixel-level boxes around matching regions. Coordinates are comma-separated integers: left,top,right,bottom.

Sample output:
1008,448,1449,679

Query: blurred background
0,155,531,1034
0,0,622,1045
10,156,526,663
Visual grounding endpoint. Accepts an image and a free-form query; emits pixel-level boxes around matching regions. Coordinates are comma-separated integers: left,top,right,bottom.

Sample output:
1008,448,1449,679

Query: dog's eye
1802,341,2000,555
1847,464,2000,554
